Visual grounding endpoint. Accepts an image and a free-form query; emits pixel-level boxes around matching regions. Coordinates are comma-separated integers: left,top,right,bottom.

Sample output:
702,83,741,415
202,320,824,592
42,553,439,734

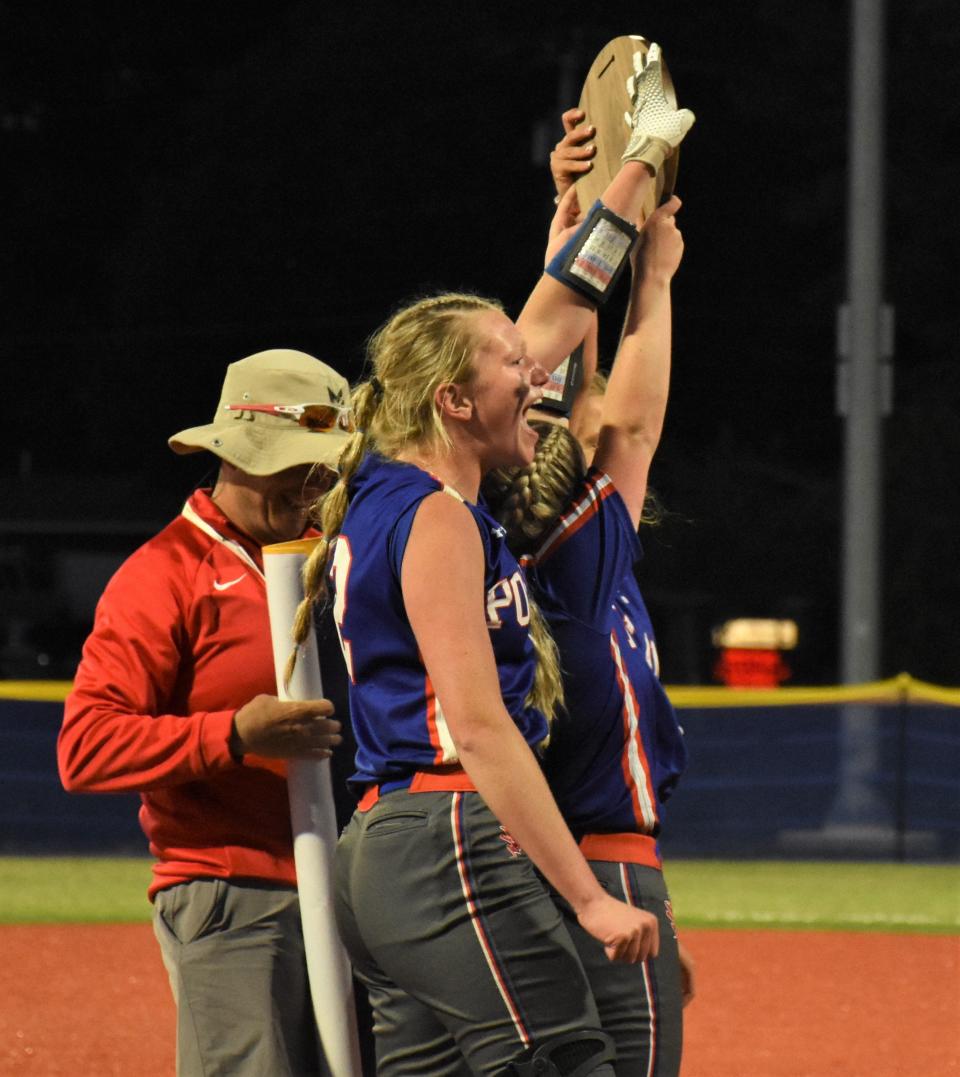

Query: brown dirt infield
1,925,957,1075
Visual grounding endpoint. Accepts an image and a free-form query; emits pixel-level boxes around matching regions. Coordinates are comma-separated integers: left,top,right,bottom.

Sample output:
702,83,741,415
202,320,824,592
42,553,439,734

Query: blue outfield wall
1,696,144,852
2,678,959,861
658,701,960,860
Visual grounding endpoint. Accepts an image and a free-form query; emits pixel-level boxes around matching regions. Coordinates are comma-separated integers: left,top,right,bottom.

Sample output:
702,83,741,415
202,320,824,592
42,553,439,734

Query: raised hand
622,43,696,175
550,107,595,203
638,195,684,283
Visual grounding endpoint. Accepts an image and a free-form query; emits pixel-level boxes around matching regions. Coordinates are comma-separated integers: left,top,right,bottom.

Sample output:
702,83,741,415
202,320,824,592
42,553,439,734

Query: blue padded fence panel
2,696,958,860
0,700,144,852
658,702,959,861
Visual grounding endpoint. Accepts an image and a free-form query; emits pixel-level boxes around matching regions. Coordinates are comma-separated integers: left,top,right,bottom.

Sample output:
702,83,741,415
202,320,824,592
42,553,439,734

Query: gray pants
153,878,326,1076
552,863,683,1076
335,790,614,1076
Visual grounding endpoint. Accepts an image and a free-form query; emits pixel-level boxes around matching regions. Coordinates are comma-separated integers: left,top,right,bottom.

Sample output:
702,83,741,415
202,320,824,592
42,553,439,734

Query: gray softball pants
551,862,684,1076
153,878,326,1076
335,789,615,1076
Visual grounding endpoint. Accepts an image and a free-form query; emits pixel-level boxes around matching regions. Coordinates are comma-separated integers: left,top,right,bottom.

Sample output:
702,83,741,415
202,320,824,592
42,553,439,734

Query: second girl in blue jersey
482,197,692,1075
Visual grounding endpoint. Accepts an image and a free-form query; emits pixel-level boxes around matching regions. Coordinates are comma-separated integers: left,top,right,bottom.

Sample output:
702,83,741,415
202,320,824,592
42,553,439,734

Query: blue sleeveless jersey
331,454,549,792
522,469,687,839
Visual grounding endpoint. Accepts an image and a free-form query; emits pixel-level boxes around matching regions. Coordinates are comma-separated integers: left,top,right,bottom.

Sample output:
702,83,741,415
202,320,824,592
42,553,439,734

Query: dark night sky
2,1,958,684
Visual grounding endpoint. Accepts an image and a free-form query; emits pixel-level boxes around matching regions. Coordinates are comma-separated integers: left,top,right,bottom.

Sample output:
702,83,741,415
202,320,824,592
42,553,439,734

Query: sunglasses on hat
223,402,354,432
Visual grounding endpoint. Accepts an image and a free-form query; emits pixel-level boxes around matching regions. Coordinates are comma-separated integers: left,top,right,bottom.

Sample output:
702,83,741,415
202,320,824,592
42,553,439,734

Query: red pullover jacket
59,490,309,898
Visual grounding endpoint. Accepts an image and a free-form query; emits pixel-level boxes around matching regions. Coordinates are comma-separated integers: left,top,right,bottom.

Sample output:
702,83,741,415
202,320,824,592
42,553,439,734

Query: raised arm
517,162,653,372
567,313,600,437
401,491,659,964
519,44,694,372
592,196,684,527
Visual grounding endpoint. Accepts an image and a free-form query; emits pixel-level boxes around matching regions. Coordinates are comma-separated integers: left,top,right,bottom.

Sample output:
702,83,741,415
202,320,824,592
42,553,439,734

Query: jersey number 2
330,537,355,682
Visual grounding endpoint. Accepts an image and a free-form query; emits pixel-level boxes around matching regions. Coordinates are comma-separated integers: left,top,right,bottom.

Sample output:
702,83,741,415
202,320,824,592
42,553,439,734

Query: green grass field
666,860,959,934
1,857,957,933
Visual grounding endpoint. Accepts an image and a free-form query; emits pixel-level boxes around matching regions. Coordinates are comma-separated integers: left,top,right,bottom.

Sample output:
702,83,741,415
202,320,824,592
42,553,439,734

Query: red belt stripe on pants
357,765,477,811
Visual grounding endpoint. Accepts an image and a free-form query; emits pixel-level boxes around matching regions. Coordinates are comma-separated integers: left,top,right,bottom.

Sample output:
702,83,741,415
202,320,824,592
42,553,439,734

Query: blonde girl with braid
287,282,664,1076
290,298,560,719
482,197,694,1076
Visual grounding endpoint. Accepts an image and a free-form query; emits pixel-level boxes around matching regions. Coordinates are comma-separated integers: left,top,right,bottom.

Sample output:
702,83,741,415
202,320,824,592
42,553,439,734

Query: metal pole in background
831,0,892,832
840,0,888,676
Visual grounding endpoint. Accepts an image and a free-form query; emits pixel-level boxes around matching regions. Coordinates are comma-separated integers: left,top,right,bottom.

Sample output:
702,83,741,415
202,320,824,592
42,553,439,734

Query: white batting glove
622,43,696,176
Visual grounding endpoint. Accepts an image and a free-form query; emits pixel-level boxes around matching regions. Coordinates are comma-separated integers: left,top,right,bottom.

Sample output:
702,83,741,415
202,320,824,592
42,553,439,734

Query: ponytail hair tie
370,376,385,402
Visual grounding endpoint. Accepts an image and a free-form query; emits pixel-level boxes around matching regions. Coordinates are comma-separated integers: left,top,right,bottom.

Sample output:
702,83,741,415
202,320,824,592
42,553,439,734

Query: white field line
695,910,957,927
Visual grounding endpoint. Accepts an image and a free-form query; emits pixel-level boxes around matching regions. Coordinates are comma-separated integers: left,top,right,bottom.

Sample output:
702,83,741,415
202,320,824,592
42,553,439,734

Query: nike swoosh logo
213,574,247,592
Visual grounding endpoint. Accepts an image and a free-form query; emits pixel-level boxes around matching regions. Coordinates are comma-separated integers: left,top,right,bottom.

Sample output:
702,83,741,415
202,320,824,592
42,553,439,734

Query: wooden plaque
575,35,681,221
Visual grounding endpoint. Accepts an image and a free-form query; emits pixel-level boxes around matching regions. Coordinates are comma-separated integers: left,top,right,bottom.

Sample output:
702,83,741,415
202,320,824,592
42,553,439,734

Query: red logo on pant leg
664,898,679,939
498,826,524,858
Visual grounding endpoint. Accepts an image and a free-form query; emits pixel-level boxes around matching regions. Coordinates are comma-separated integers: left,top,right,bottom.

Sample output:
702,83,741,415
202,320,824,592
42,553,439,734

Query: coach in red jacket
59,349,350,1076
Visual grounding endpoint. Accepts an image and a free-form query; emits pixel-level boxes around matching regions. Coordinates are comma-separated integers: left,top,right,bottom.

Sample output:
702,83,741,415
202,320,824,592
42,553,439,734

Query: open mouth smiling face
466,310,547,470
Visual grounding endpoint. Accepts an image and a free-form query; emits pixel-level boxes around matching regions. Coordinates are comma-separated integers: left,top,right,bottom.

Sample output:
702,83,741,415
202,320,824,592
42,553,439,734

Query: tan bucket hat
168,349,352,476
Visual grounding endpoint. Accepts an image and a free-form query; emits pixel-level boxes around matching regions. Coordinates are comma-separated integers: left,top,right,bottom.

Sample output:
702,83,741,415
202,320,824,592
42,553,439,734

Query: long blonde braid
524,597,564,734
481,420,590,732
482,421,585,557
284,381,381,686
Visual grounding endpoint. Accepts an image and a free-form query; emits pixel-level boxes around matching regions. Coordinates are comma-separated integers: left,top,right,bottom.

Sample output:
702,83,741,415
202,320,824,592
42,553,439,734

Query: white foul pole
263,537,362,1077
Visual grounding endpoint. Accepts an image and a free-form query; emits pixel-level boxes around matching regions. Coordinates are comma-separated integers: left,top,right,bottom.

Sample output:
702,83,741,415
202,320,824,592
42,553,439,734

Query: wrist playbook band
537,344,584,419
545,199,639,304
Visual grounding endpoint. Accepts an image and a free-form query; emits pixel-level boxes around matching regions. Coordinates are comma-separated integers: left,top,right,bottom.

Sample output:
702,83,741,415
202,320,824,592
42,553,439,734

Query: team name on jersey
616,594,660,675
486,570,531,629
